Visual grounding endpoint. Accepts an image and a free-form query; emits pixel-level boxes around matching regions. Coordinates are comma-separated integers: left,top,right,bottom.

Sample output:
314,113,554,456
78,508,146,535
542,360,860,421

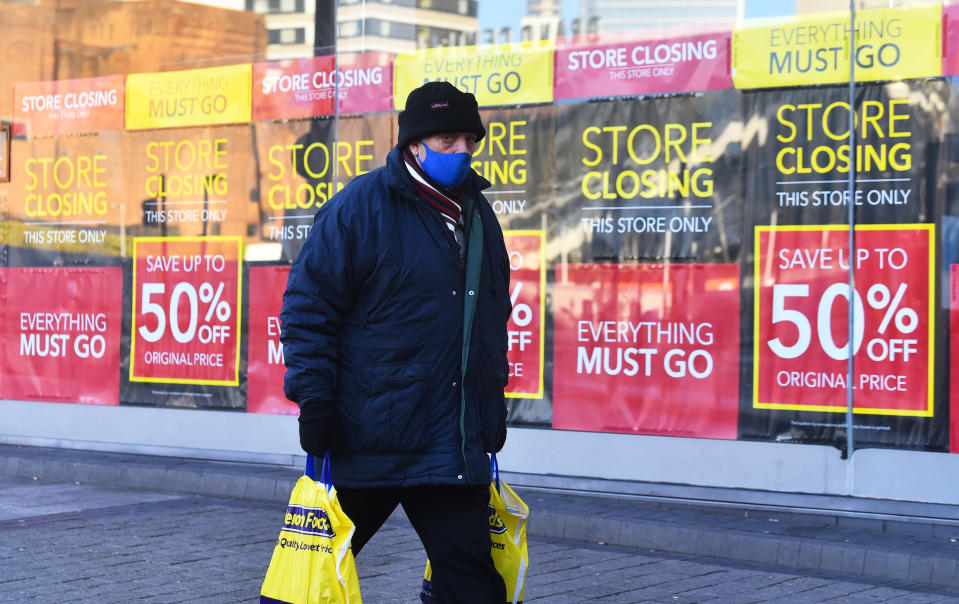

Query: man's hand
298,399,334,456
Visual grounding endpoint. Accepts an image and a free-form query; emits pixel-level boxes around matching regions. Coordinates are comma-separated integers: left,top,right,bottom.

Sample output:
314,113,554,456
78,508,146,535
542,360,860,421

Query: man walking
281,81,511,603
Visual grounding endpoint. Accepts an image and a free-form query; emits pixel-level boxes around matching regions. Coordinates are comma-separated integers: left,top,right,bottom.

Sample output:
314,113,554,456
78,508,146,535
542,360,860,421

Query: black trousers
336,484,506,604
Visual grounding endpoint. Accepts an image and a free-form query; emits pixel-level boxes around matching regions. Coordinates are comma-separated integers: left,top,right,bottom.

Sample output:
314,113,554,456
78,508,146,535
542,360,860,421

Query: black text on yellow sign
767,18,904,76
580,122,715,201
422,53,524,96
265,140,375,211
24,154,108,218
776,99,911,176
146,74,234,120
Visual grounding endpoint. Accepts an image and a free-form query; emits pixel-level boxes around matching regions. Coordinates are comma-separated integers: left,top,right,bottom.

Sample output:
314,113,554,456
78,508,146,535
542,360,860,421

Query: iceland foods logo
488,505,507,534
283,504,335,538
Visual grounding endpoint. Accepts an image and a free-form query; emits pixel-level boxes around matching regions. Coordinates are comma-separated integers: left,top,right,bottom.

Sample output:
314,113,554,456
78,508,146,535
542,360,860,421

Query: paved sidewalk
2,474,959,602
4,444,959,595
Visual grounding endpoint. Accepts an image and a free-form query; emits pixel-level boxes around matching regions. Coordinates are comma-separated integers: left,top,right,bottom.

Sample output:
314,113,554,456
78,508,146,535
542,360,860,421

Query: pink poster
253,52,394,121
555,31,731,99
944,4,959,75
13,75,125,137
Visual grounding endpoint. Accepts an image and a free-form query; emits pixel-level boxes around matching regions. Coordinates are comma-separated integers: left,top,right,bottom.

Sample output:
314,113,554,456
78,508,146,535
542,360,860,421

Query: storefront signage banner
253,114,392,263
128,127,255,241
247,265,295,415
13,75,125,137
5,40,959,452
552,91,743,264
126,64,252,130
754,225,934,417
13,135,120,254
950,264,959,452
942,3,959,74
732,4,942,89
129,236,243,386
504,231,545,398
393,41,553,109
553,263,740,439
554,31,732,99
336,52,394,114
739,81,944,449
252,52,393,121
1,267,122,405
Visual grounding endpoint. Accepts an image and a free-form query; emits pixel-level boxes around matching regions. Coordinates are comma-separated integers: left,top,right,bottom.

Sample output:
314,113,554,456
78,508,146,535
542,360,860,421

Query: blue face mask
419,144,472,189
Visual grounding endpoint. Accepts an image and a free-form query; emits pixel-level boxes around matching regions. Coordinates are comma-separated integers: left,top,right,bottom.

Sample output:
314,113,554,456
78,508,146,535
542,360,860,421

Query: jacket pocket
357,366,432,452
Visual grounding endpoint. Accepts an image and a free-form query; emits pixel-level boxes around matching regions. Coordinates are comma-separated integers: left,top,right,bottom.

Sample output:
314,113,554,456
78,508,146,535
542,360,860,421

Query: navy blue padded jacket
280,145,511,488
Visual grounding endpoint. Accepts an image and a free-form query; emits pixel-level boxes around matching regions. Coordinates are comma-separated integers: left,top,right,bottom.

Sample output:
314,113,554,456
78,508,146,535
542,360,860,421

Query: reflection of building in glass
520,0,564,41
236,0,479,58
243,0,312,59
337,0,478,53
0,0,266,246
587,0,738,34
493,0,740,43
796,0,929,13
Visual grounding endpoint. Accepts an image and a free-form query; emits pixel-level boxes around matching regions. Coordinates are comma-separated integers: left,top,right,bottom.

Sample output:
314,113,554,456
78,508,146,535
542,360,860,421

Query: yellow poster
126,64,252,130
393,41,553,109
733,4,941,89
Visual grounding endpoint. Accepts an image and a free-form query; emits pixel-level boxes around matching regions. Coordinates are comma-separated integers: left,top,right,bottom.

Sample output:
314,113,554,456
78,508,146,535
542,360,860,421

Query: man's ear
408,140,424,161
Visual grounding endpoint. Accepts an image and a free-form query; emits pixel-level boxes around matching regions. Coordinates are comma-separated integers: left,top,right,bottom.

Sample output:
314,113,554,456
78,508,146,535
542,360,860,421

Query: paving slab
4,443,959,594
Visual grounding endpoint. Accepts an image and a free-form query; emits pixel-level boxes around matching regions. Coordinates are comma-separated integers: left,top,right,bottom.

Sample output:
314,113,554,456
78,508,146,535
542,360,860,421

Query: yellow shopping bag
421,454,530,604
260,453,362,604
488,454,530,604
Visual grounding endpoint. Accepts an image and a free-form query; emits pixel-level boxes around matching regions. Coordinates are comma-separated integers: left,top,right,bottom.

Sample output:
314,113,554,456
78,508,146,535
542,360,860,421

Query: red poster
248,265,296,414
754,225,934,416
13,75,125,137
0,267,121,404
504,231,544,398
944,5,959,75
949,265,959,451
130,237,242,385
253,52,393,121
553,263,740,438
554,31,731,100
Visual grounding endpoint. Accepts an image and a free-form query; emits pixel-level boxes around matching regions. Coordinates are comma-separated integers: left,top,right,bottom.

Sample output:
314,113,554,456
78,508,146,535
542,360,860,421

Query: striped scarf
403,149,463,234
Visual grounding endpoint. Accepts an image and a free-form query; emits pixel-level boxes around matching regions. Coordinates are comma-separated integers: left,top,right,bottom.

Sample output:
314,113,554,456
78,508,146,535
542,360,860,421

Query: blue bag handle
305,452,333,491
490,453,501,494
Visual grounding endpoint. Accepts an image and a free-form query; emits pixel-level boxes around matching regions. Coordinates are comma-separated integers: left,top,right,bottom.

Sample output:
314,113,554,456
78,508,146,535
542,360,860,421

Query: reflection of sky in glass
477,0,796,33
745,0,795,19
477,1,577,33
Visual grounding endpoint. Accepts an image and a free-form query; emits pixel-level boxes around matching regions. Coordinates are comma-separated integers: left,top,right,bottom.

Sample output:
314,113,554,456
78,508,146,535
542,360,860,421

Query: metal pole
313,0,335,55
845,0,856,460
313,0,337,190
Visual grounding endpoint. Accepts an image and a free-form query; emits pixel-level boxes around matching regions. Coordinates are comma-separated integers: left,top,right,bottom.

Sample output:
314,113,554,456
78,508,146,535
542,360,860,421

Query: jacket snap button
457,474,463,480
468,290,474,295
452,290,457,296
452,381,457,387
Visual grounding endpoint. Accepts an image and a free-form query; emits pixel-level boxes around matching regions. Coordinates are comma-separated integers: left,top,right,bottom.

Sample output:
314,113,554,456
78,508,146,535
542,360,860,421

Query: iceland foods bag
260,453,362,604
